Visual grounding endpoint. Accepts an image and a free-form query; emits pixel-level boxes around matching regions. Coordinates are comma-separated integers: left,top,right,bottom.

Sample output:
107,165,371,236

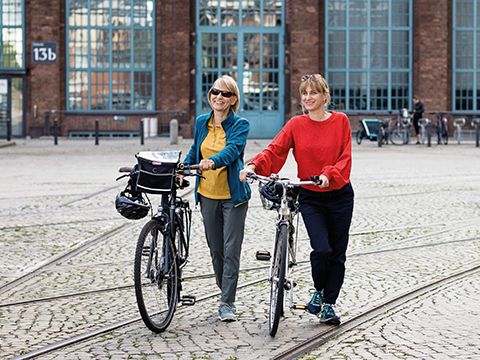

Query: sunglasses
301,74,320,81
210,88,235,98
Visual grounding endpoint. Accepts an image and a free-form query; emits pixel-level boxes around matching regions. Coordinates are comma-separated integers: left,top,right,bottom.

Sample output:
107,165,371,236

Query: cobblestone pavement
0,138,479,359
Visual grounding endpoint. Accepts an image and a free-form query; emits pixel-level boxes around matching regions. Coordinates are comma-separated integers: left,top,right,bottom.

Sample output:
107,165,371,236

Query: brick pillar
413,0,450,113
26,0,65,137
287,0,322,117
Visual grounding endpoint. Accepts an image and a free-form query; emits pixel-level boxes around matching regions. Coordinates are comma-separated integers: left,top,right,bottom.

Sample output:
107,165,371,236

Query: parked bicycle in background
419,118,432,145
435,112,449,145
390,108,411,145
453,118,466,144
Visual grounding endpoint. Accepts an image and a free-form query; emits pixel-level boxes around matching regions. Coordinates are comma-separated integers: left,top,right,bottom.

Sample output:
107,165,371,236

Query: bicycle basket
135,151,181,194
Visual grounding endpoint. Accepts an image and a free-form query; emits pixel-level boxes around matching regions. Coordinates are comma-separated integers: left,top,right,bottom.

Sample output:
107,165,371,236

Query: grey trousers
199,195,248,304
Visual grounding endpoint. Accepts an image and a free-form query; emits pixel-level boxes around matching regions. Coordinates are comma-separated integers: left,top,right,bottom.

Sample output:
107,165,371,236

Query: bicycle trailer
356,119,382,144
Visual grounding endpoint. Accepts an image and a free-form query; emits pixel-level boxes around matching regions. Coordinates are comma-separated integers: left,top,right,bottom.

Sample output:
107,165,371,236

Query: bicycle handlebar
246,172,322,187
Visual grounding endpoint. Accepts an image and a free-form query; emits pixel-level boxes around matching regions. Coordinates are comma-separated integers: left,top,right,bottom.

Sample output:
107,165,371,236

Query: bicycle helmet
259,181,283,204
115,189,150,220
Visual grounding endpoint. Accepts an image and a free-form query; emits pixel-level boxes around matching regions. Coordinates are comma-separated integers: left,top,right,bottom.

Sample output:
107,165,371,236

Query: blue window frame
453,0,479,111
66,0,155,112
0,0,25,71
196,0,285,138
325,0,412,112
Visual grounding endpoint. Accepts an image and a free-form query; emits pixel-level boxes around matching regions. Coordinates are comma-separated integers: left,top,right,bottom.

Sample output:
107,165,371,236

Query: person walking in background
240,74,354,326
413,95,425,144
183,75,251,322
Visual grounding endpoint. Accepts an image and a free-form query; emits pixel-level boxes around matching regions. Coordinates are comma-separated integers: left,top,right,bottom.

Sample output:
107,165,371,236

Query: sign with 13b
32,42,57,63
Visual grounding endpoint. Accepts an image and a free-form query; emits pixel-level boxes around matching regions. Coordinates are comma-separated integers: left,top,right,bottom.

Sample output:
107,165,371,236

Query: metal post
476,123,479,148
140,119,144,145
427,123,431,147
6,118,12,141
95,120,99,145
53,120,58,145
44,111,50,136
170,118,178,145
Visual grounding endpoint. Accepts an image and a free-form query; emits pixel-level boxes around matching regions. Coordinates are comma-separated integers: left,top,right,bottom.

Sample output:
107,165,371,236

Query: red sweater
251,112,352,192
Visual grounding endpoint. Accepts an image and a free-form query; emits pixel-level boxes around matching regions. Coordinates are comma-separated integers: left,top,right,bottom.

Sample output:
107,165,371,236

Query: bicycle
116,151,200,333
419,118,431,145
377,118,392,147
453,118,466,144
435,112,449,145
390,108,411,145
246,172,320,337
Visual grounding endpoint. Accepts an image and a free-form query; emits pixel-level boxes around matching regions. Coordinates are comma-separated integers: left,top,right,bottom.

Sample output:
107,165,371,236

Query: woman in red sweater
240,74,354,325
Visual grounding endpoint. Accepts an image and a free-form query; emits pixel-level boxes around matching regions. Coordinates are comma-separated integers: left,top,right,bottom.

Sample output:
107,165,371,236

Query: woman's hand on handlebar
199,159,215,171
315,174,329,188
239,164,256,182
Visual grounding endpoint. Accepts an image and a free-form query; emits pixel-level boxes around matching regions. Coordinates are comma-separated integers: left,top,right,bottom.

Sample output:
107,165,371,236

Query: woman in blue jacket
183,75,251,322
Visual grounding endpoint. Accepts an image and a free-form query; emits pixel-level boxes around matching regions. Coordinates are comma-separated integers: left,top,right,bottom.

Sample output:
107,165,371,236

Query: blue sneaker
320,303,340,325
218,303,236,322
306,289,323,315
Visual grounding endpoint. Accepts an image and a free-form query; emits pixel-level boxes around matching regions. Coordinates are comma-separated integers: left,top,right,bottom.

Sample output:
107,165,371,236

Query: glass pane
199,0,218,25
328,30,346,68
244,33,260,69
242,0,261,26
221,33,237,69
1,28,23,68
2,0,22,26
349,0,367,27
133,0,154,26
349,31,367,68
112,0,131,26
392,30,409,68
391,71,409,110
392,0,409,27
455,72,473,110
371,0,388,27
91,72,110,110
112,27,131,68
371,31,388,68
134,72,153,110
134,29,153,68
264,0,282,26
69,29,89,69
69,0,88,26
327,0,346,27
263,33,279,69
262,71,278,110
202,33,218,68
90,0,110,26
328,72,346,110
112,72,131,110
91,29,110,68
220,0,239,26
68,71,89,110
456,31,474,69
243,70,261,110
201,71,218,111
349,72,368,110
456,0,474,27
370,72,388,110
11,78,23,136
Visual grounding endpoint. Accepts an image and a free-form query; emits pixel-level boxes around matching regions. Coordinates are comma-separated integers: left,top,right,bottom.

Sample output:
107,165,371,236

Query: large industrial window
66,0,155,111
0,0,24,70
325,0,412,112
453,0,479,111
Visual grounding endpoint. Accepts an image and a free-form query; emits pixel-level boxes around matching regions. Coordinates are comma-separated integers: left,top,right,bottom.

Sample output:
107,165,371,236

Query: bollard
44,111,50,136
427,123,431,147
170,118,178,145
6,118,12,141
95,120,99,145
140,119,144,145
53,120,58,145
476,123,479,148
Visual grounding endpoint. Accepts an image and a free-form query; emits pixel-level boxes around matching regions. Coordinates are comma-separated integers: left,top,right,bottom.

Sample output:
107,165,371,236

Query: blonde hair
208,75,240,113
299,74,331,108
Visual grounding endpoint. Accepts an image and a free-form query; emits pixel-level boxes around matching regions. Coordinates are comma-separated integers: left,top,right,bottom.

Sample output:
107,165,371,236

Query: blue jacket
183,110,251,207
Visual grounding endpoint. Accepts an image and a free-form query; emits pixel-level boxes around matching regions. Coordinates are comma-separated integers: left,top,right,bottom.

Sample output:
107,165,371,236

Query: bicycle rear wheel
134,219,178,333
390,129,404,145
268,223,288,337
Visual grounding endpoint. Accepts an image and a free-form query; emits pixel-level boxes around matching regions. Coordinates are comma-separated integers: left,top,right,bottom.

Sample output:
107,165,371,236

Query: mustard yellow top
198,118,231,199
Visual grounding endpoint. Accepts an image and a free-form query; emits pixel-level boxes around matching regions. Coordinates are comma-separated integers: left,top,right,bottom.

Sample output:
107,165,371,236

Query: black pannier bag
135,151,182,194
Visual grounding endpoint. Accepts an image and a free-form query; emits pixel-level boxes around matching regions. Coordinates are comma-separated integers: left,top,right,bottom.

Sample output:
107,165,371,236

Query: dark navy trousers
299,183,354,305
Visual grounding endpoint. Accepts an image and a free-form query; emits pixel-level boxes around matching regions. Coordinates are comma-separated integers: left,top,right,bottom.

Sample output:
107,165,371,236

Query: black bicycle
116,151,200,333
247,173,319,336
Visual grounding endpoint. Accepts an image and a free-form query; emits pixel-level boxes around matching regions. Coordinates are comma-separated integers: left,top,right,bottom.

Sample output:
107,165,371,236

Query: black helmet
259,181,283,204
115,189,150,220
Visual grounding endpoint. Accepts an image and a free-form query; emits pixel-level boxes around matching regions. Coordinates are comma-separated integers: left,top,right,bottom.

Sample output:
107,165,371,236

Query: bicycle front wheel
268,223,288,337
390,129,404,145
134,219,178,333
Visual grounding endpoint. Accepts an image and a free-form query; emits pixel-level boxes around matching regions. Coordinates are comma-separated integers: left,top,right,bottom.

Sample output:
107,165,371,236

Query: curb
0,141,16,148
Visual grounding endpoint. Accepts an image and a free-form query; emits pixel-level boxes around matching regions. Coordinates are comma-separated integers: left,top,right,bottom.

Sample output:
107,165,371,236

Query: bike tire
134,219,178,333
390,129,404,145
377,128,384,147
268,223,288,337
443,132,448,145
355,130,363,145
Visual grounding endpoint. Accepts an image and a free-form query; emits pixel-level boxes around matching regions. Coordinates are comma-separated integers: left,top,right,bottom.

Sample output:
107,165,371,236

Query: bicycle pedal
180,295,196,306
255,249,271,261
291,304,307,311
